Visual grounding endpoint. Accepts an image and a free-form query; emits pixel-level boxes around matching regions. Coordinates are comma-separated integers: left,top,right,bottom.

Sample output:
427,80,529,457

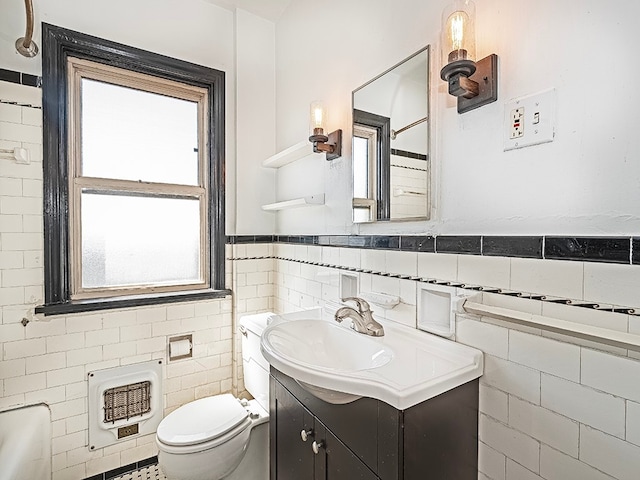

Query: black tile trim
227,235,638,265
83,456,159,480
483,236,543,259
84,475,103,480
104,462,138,480
400,235,435,252
137,455,159,468
545,237,630,264
0,68,42,87
436,236,482,255
390,148,428,161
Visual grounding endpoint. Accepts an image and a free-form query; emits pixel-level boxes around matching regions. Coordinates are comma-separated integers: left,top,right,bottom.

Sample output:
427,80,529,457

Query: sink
262,320,394,373
260,308,483,409
261,319,394,404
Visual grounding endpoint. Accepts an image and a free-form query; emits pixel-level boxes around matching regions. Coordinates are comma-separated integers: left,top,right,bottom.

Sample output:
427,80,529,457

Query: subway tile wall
0,86,250,480
229,243,275,397
259,242,640,480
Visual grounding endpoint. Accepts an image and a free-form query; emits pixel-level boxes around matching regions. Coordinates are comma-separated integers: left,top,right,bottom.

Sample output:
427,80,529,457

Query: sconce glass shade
441,0,476,69
310,101,326,137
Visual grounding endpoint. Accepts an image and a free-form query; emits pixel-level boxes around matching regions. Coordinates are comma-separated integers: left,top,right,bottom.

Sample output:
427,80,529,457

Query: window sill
35,289,232,317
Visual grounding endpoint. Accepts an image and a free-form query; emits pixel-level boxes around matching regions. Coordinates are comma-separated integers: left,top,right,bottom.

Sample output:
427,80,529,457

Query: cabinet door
272,375,379,480
273,381,315,480
314,422,379,480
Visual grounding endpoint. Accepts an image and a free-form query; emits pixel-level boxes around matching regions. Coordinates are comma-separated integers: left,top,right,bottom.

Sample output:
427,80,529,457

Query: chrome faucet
335,297,385,337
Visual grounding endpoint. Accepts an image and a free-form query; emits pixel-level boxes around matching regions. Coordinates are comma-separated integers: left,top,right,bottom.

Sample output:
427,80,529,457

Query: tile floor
111,464,166,480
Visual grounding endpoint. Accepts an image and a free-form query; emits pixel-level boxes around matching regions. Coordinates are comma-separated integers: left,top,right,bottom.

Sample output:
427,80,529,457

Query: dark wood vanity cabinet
270,368,479,480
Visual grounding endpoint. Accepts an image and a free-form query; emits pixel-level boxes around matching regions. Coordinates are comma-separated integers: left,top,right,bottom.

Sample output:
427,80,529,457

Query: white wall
274,0,640,235
234,9,277,234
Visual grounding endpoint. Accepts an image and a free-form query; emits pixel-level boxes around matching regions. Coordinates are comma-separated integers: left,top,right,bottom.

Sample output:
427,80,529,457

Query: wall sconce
308,101,342,161
440,0,497,114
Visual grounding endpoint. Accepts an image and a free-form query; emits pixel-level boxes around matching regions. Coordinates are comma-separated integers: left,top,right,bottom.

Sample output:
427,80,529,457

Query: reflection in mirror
352,46,430,223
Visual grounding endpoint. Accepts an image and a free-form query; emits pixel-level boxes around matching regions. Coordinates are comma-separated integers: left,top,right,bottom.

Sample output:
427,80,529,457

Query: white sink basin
260,309,483,410
262,320,394,372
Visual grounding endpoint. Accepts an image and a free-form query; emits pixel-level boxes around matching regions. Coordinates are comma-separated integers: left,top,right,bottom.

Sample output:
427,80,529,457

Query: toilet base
225,421,268,480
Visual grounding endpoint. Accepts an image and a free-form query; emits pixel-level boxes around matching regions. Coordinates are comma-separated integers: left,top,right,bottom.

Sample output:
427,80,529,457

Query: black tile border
400,235,435,252
483,236,543,259
435,236,481,255
0,68,42,88
227,235,640,265
83,456,158,480
545,237,630,264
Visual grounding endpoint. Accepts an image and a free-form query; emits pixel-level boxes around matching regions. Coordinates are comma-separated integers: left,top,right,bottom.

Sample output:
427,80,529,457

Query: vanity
270,368,478,480
261,309,484,480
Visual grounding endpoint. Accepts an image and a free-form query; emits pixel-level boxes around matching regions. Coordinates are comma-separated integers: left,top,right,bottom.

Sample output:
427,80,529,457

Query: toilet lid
157,394,249,447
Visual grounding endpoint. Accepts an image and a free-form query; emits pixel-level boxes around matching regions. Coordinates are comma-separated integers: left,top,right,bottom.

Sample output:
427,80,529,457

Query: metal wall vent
103,381,152,423
88,360,163,450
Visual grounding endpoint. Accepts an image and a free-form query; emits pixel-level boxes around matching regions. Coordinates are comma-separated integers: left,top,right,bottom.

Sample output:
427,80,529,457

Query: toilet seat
157,394,251,454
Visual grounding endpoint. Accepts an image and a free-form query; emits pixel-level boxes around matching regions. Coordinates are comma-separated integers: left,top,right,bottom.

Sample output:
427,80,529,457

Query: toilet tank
239,312,274,411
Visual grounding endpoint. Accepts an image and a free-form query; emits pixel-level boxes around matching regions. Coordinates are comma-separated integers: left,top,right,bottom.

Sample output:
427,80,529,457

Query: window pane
353,207,371,223
81,79,199,185
353,136,369,198
81,192,202,289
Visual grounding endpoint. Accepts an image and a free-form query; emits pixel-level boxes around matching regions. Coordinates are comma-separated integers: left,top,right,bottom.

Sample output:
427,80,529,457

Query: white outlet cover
504,88,556,151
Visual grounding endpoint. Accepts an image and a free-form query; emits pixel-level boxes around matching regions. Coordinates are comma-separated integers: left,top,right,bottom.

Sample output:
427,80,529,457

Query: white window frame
67,57,210,299
352,125,378,222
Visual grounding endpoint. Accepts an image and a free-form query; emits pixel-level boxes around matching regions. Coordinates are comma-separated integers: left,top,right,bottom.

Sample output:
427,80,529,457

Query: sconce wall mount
440,0,498,114
308,101,342,161
443,54,498,114
309,128,342,161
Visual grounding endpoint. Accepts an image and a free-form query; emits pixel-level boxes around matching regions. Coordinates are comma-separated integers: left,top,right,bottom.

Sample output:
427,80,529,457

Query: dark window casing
38,23,228,315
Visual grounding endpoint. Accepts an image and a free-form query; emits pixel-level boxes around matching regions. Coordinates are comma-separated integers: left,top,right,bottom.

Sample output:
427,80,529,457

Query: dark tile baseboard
227,235,640,265
83,455,158,480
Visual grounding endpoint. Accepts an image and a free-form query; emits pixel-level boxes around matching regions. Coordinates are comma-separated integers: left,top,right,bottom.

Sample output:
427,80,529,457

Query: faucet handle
341,297,371,313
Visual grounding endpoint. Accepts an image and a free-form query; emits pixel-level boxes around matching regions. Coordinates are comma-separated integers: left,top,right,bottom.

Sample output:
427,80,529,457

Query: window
38,24,227,315
352,125,377,223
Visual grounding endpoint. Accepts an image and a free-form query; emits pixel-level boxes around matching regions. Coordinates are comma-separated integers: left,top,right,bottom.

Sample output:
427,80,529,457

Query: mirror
352,46,430,223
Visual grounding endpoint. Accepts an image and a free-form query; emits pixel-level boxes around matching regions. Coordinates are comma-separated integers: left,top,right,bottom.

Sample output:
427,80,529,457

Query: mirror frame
351,45,431,223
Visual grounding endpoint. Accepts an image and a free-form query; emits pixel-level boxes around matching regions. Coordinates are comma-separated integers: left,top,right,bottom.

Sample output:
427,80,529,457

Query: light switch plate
504,88,556,151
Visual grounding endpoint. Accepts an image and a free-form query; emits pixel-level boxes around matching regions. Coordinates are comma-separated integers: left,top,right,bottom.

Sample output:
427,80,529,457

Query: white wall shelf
262,141,317,168
261,194,325,211
463,301,640,351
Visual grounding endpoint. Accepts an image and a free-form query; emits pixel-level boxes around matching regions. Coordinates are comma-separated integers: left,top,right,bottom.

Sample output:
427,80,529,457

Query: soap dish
359,292,400,309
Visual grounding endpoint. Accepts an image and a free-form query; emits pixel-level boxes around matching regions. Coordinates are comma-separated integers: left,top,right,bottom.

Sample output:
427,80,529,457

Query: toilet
156,313,272,480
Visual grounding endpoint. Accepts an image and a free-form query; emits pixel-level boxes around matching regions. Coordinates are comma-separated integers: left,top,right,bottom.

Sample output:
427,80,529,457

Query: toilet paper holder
168,334,193,361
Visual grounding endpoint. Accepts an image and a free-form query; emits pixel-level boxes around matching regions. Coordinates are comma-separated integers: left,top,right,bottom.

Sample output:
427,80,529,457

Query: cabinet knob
312,440,324,454
300,429,313,442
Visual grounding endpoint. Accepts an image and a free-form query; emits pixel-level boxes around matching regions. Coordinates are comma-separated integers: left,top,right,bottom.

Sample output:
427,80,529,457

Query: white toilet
156,313,272,480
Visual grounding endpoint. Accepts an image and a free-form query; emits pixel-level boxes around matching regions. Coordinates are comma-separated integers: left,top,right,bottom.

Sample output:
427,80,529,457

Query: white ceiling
203,0,293,21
